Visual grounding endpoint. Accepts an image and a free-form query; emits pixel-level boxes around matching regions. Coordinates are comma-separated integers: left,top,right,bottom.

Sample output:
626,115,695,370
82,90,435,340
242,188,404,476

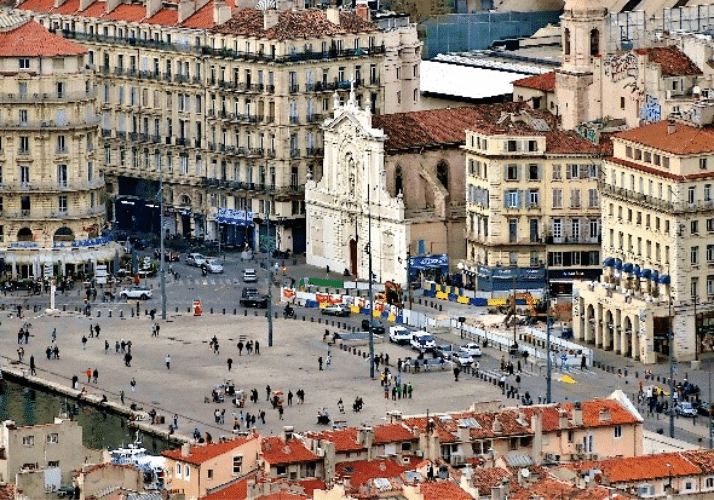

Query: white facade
306,90,406,283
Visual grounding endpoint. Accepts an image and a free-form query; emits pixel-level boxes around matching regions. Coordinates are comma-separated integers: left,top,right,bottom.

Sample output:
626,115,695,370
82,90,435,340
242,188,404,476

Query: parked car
411,332,436,352
435,344,454,359
460,343,483,357
239,287,268,308
119,286,152,300
453,350,474,367
695,401,713,417
675,401,698,417
243,268,258,283
186,253,207,267
361,319,385,335
389,326,412,344
322,304,351,317
203,258,224,274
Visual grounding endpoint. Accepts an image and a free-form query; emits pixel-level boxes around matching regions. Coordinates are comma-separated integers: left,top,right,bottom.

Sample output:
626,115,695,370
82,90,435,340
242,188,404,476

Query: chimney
668,119,676,134
146,0,162,19
356,426,374,459
573,402,583,427
178,0,197,23
355,0,369,21
530,412,542,466
213,0,232,26
263,9,280,30
492,416,502,434
181,442,191,457
283,426,294,441
326,5,340,25
559,410,568,430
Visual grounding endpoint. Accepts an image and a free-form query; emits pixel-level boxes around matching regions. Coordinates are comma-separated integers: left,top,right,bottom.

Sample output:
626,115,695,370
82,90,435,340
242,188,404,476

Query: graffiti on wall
640,94,662,125
605,52,639,83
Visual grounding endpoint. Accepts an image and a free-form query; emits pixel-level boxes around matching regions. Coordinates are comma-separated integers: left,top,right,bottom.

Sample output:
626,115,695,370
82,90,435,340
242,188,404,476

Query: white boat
109,433,165,490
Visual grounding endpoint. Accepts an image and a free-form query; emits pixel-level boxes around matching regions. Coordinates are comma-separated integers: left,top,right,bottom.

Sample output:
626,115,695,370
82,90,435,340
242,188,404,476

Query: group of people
236,339,260,355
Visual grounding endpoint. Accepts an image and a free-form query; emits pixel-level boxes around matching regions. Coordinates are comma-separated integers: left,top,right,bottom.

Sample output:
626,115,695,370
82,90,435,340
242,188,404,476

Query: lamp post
545,260,552,404
266,184,273,348
669,289,675,438
367,182,375,379
158,165,166,321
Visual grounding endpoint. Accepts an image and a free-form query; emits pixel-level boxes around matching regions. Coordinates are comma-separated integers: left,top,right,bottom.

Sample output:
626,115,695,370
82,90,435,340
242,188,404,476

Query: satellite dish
520,468,530,478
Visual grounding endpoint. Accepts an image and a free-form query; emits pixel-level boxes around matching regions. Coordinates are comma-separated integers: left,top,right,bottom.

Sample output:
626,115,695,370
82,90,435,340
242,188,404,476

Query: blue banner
409,254,449,270
215,208,254,226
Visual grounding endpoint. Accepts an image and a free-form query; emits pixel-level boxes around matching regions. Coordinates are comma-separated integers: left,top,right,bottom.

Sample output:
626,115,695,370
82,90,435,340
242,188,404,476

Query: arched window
17,227,33,242
590,29,599,56
395,165,403,195
53,227,74,242
564,28,571,56
436,161,449,190
180,194,191,206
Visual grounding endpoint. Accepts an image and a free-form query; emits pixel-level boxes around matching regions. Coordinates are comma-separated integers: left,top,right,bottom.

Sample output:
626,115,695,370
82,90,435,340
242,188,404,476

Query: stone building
305,93,472,283
12,0,421,253
0,18,116,278
463,106,604,293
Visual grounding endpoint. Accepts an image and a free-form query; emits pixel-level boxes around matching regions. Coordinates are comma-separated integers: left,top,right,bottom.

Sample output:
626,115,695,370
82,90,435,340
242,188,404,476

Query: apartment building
573,111,714,363
0,18,117,279
13,0,420,252
463,108,604,293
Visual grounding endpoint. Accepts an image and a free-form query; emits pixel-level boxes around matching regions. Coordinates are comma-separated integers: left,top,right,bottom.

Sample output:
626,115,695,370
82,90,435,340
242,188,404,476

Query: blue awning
623,262,634,273
651,270,660,282
640,268,651,279
603,257,615,267
614,259,623,270
633,265,641,277
658,274,671,285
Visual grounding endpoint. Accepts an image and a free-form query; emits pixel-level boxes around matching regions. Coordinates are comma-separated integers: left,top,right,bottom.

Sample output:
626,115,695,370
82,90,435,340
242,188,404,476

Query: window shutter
566,165,571,179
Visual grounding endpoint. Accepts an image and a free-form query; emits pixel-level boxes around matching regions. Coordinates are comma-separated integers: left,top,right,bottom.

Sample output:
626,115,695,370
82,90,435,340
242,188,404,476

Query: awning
640,268,651,279
659,274,671,285
651,270,660,282
614,259,623,271
633,265,641,277
623,262,634,273
603,257,615,267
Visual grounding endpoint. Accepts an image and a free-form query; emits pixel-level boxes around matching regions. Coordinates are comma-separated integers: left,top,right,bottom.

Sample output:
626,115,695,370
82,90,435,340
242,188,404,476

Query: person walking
325,354,331,370
104,340,110,354
155,323,160,336
166,354,171,370
94,324,100,338
86,367,92,384
93,368,98,384
254,341,260,355
287,390,293,406
81,335,87,350
237,341,244,356
130,378,136,392
29,355,36,376
227,358,233,371
318,356,323,371
51,328,57,343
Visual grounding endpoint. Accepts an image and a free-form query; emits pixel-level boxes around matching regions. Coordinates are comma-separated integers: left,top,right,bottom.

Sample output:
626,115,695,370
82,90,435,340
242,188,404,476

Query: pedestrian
375,356,381,371
266,385,271,401
155,323,160,336
278,405,284,420
93,368,98,384
29,355,36,376
454,366,461,382
260,409,266,424
473,360,480,378
237,341,244,355
397,358,402,373
46,346,52,360
318,356,323,370
51,328,57,343
287,390,293,406
81,335,87,350
17,347,24,362
23,329,29,345
124,352,132,367
17,304,22,318
246,340,253,354
581,355,587,370
254,341,260,355
233,416,240,431
120,389,125,404
94,324,100,337
89,324,94,338
130,378,136,392
214,408,221,424
173,414,179,429
151,324,157,337
53,346,59,360
115,340,120,354
166,354,171,369
326,354,331,370
136,301,140,317
227,358,233,371
408,383,413,398
72,374,78,390
385,354,390,366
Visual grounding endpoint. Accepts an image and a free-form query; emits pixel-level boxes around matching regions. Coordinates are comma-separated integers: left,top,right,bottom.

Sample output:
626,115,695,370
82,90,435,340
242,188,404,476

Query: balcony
289,84,300,93
306,114,323,124
18,148,30,156
153,135,162,144
305,147,323,157
289,116,300,125
545,235,601,245
176,138,187,147
102,129,112,138
129,132,139,141
290,149,301,159
600,183,714,214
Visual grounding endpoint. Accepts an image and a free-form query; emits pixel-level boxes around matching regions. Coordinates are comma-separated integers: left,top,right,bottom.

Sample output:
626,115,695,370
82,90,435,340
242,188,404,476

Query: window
207,469,214,479
506,140,517,152
570,188,581,208
567,164,579,179
19,136,29,154
185,465,190,479
528,164,539,180
19,109,27,126
552,189,563,208
614,425,622,438
528,189,539,207
20,165,29,185
506,165,518,180
588,188,598,208
692,277,699,298
692,246,700,265
22,436,34,446
176,464,181,475
689,186,696,204
48,460,59,467
505,190,520,208
508,219,518,243
19,58,29,69
58,196,67,214
46,433,58,443
552,165,561,180
57,165,67,188
701,158,708,170
692,220,699,235
233,456,243,474
708,276,714,296
552,218,562,240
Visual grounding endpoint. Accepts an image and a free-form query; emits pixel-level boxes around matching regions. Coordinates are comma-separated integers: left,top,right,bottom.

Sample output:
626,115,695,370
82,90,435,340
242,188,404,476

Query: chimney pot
668,119,676,134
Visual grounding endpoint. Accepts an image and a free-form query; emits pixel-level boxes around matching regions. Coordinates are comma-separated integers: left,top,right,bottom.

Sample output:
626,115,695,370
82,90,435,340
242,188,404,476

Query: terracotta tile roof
615,119,714,155
261,436,320,465
334,457,418,490
104,3,146,22
147,7,179,25
372,103,530,152
418,480,472,500
256,493,309,500
471,466,512,492
402,417,459,443
55,0,81,15
635,46,702,76
213,8,379,40
681,450,714,473
308,428,365,453
509,477,628,500
0,484,14,500
17,0,53,12
512,71,555,92
373,423,417,444
201,474,252,500
575,452,702,483
162,435,255,465
181,0,215,28
295,478,326,494
0,21,87,57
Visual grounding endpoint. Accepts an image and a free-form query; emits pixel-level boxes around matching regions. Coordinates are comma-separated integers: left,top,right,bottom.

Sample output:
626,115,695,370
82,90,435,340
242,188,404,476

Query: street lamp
265,184,273,347
541,259,552,404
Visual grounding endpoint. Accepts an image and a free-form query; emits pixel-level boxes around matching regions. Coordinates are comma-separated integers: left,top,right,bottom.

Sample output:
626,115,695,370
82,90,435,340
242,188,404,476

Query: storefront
409,254,449,284
213,208,254,249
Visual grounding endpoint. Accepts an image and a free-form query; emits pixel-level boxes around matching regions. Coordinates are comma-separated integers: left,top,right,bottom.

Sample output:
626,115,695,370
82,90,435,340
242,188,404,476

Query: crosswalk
166,278,243,288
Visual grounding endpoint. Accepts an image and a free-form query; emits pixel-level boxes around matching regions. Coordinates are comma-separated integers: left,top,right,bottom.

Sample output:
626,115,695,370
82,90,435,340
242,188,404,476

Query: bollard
63,305,66,311
109,310,112,318
245,310,248,316
234,309,237,315
188,307,191,313
97,311,101,317
176,307,179,313
210,308,213,314
439,304,443,312
120,310,123,318
223,309,226,315
636,371,639,378
310,317,314,322
624,369,628,377
302,316,305,321
318,318,322,324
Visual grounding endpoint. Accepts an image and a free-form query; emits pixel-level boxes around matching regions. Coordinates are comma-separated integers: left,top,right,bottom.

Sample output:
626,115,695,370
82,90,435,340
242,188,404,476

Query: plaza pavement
0,305,503,445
